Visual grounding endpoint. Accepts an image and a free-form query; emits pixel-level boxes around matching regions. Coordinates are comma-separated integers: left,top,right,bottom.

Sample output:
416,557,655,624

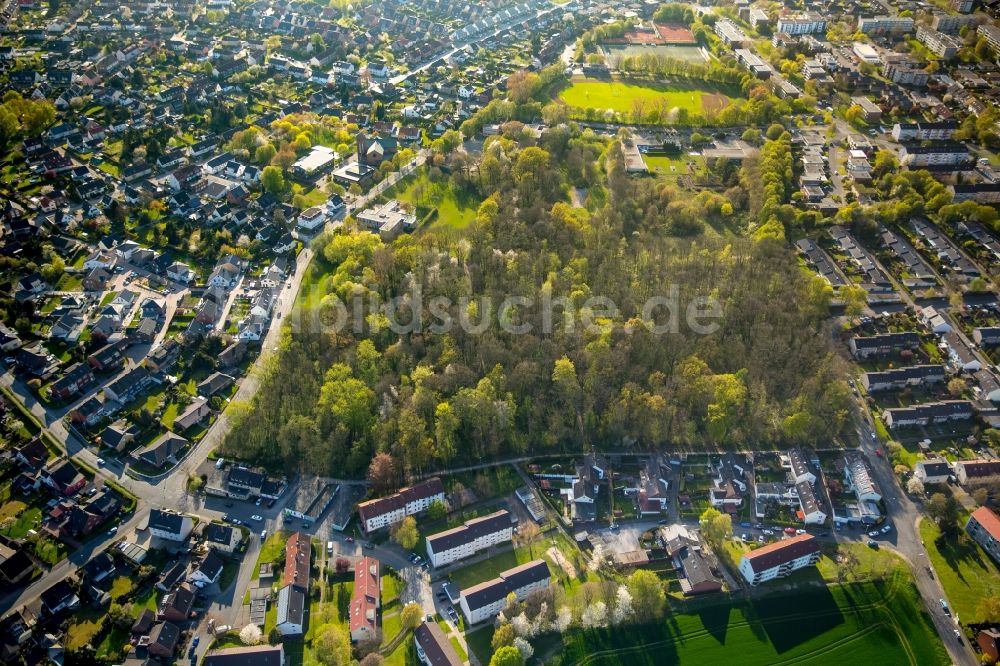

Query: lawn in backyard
552,573,946,666
251,530,290,580
384,170,479,231
447,545,552,589
558,79,731,115
0,504,40,539
65,607,106,650
920,517,1000,622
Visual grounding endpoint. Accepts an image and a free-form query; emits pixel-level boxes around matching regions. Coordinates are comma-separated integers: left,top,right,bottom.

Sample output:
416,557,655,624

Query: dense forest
222,122,851,477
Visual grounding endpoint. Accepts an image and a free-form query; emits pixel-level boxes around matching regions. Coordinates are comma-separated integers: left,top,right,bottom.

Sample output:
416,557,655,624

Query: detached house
148,508,194,542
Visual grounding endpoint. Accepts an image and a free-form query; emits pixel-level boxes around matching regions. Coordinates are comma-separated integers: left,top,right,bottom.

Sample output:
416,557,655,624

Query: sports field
554,574,948,666
558,79,728,115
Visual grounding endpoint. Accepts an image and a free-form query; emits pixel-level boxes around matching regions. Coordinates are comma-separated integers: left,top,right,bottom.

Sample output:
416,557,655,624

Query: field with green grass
448,545,553,589
550,573,947,666
558,79,731,115
383,170,479,232
919,517,1000,622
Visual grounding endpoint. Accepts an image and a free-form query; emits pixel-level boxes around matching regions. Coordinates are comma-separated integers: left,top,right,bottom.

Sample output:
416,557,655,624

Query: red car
784,527,796,535
875,448,884,458
346,537,355,543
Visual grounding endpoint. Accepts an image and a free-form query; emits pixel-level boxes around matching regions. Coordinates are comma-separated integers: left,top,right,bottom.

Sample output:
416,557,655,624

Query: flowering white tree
581,601,608,629
612,586,633,625
906,476,925,496
589,544,609,573
554,606,573,632
533,602,550,635
513,637,534,660
239,623,262,645
512,612,533,638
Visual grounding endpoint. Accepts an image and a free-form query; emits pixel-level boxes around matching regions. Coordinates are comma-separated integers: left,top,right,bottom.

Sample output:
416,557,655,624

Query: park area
558,79,730,116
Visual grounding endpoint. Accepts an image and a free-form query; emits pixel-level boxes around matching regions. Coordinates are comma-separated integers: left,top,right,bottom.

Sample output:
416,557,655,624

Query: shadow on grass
748,573,844,654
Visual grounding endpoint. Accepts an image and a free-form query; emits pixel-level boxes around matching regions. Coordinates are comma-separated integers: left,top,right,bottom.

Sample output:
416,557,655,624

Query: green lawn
65,608,106,650
385,170,479,231
555,573,947,666
382,572,402,607
920,517,1000,622
448,545,552,589
251,530,290,581
109,576,133,600
129,587,159,617
465,625,494,665
558,79,728,115
0,503,37,538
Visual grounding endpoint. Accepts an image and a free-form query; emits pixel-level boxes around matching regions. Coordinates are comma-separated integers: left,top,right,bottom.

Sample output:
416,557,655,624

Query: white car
251,514,263,522
96,458,105,466
260,530,267,540
880,524,892,534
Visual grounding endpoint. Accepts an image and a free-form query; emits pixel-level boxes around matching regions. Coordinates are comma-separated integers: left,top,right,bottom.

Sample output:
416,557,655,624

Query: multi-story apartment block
978,23,1000,52
900,142,972,168
954,459,1000,485
858,16,915,34
883,400,974,429
861,365,947,392
966,506,1000,565
931,13,978,33
848,332,921,359
357,478,446,533
459,560,550,625
952,0,975,13
776,12,827,35
738,535,821,585
714,19,750,46
915,26,961,58
425,510,514,568
892,121,959,142
882,57,930,86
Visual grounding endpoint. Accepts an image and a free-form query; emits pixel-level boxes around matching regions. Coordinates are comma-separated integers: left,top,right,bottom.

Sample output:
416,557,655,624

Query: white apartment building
714,19,749,46
858,16,914,34
900,143,971,167
738,534,821,585
459,560,550,625
891,121,958,142
426,510,513,568
776,13,826,35
357,477,446,533
915,26,961,58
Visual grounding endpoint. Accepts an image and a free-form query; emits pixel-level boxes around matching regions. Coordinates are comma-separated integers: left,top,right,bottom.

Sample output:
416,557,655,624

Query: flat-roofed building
291,146,337,180
714,19,749,46
858,16,914,34
776,12,826,34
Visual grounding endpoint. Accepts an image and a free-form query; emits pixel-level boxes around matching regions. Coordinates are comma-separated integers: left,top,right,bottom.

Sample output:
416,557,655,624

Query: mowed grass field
553,574,947,666
919,517,1000,622
558,79,730,115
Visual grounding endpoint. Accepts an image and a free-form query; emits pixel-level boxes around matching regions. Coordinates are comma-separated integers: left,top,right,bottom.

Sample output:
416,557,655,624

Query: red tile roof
357,477,444,523
743,534,819,573
970,506,1000,543
350,556,380,634
283,532,311,588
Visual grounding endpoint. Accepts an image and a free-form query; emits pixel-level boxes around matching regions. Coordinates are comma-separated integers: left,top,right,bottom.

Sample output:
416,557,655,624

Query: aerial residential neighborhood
3,0,1000,662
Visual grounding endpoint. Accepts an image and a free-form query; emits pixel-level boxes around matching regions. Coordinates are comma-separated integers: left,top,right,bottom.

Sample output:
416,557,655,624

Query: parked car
868,530,880,538
327,541,334,554
867,540,878,549
880,524,892,534
251,514,263,522
96,458,105,466
954,629,962,641
762,529,774,536
192,637,200,648
941,599,950,615
346,536,355,543
261,530,267,540
784,527,796,535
